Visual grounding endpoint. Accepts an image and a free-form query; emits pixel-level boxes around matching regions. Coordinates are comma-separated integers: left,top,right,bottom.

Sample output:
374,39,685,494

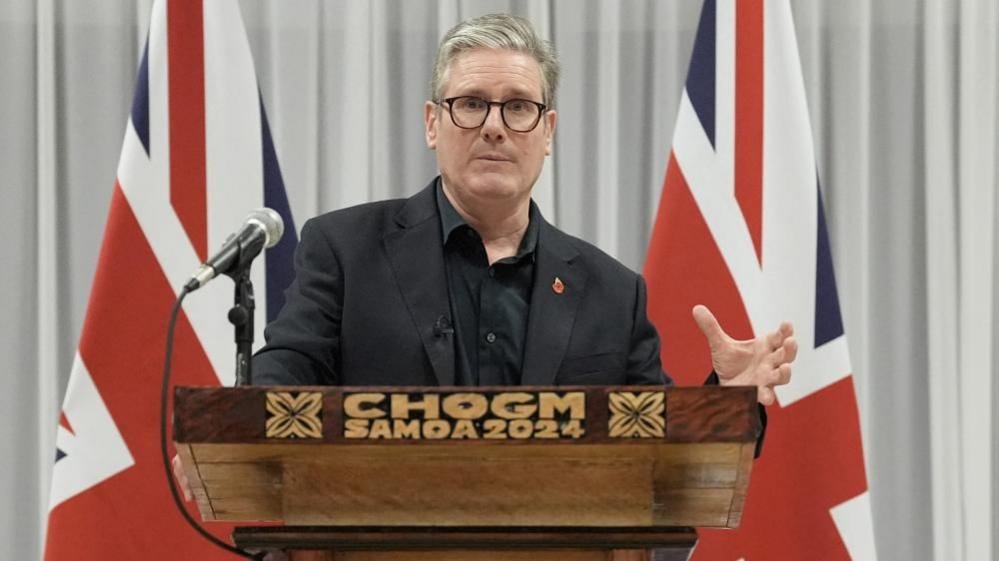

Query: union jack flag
644,1,877,559
44,1,295,558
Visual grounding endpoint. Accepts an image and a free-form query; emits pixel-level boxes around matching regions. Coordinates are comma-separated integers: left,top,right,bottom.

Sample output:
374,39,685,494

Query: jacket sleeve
624,275,675,386
251,218,343,385
704,371,768,457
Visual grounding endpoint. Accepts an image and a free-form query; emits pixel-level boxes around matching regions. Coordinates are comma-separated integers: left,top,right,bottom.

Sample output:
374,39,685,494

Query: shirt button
488,268,496,278
485,332,497,343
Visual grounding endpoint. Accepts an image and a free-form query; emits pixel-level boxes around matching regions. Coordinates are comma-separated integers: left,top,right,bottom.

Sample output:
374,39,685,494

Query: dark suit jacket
252,179,672,387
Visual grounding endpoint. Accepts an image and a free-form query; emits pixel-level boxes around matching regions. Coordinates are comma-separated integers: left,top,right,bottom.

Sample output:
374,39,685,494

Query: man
252,14,796,406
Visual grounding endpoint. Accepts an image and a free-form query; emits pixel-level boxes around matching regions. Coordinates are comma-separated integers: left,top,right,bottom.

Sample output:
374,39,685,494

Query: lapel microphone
433,315,454,337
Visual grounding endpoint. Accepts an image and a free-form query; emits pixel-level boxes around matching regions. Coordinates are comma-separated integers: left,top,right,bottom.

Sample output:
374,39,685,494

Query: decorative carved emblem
608,391,666,438
265,392,323,439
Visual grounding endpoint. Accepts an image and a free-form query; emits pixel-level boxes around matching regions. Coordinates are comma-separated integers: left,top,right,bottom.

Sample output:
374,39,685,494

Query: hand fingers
692,304,727,347
768,363,792,386
767,345,784,367
766,337,798,367
766,328,784,351
757,385,776,406
766,322,796,351
783,336,798,363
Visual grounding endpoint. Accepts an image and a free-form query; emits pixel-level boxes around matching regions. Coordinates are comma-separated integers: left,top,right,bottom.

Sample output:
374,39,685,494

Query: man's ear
544,109,557,156
424,101,439,150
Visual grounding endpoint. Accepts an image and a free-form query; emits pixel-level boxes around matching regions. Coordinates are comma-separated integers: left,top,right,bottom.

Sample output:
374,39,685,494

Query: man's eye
506,100,528,112
460,98,486,110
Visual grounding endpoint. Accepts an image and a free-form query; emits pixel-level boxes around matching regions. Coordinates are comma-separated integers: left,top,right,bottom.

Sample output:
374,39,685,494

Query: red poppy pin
552,276,565,294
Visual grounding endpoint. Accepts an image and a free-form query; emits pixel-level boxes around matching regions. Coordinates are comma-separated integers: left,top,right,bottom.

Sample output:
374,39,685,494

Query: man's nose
480,106,506,141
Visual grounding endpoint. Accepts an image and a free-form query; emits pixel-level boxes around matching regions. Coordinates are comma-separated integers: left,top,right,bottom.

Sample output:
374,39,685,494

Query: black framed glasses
439,96,548,133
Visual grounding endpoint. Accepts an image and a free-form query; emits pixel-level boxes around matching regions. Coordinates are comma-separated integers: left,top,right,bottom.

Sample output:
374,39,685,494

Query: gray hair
431,13,561,107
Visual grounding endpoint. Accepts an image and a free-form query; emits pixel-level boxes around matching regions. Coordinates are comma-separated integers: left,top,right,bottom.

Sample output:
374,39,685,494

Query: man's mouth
476,153,513,162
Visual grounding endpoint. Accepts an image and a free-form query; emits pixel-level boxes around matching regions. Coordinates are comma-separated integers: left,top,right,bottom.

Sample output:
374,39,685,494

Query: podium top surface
174,385,760,529
175,384,759,445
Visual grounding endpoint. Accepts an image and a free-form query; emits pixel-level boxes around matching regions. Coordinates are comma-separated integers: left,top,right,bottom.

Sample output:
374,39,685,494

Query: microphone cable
159,286,265,560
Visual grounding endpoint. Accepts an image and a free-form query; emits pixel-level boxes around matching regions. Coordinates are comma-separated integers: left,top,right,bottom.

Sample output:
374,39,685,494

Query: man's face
424,48,557,210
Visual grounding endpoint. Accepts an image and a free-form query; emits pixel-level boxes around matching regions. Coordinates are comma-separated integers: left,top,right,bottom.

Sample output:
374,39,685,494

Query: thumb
692,304,726,348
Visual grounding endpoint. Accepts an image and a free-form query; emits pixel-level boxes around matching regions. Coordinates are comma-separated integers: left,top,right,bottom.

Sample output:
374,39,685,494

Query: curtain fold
953,2,996,559
924,0,963,558
1,1,995,560
34,0,59,557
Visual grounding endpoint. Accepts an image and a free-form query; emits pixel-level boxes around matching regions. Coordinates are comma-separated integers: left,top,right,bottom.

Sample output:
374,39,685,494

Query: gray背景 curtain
1,0,996,559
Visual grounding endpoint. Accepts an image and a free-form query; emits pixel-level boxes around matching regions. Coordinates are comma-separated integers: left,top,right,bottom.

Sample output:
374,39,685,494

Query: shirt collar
436,179,468,244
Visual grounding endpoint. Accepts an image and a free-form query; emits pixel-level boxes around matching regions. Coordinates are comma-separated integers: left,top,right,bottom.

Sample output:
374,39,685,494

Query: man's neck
441,180,531,263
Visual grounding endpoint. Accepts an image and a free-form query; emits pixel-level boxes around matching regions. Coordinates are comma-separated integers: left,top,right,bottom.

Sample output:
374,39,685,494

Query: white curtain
1,0,996,559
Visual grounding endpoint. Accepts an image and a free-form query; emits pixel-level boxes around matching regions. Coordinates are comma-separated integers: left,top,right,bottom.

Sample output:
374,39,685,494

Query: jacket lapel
383,181,456,386
520,221,588,386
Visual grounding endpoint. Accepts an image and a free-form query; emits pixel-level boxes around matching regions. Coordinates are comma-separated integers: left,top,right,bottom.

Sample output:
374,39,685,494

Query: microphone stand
227,266,255,386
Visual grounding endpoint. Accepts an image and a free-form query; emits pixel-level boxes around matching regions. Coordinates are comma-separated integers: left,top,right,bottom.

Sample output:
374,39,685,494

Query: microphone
433,315,454,337
185,208,284,292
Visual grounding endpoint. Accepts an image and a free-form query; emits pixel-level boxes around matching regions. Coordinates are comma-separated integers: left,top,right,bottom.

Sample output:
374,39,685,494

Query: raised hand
692,304,797,405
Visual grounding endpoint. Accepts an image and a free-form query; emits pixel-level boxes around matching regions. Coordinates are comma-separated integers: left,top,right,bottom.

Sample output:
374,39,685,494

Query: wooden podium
173,385,761,560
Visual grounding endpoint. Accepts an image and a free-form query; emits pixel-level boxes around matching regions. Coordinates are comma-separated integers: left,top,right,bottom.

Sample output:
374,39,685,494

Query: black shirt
436,183,540,386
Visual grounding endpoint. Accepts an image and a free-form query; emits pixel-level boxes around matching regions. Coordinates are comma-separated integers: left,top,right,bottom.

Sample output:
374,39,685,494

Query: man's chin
464,177,527,202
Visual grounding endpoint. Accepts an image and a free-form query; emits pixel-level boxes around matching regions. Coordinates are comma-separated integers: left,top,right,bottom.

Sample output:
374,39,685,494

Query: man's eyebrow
449,87,538,100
